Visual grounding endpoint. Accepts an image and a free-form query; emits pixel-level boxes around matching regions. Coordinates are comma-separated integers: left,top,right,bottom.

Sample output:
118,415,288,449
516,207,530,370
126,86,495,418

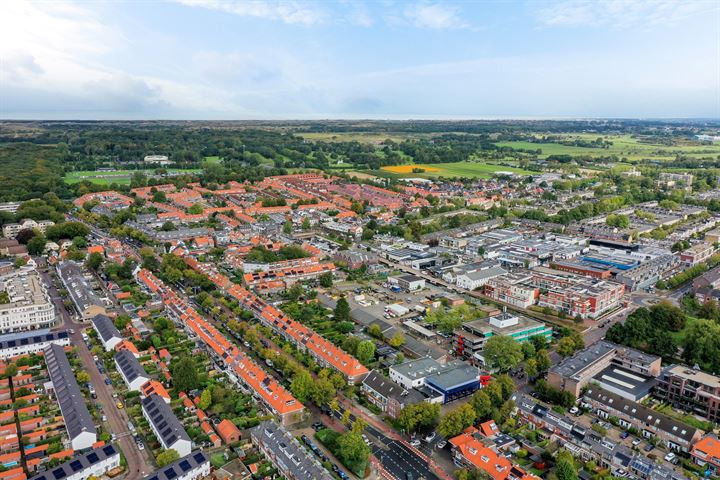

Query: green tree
555,450,578,480
27,234,46,255
85,252,103,271
76,371,90,384
483,335,523,371
290,370,314,403
319,272,333,288
438,403,476,438
557,337,578,357
470,390,492,420
171,356,199,393
397,403,441,433
302,218,312,231
536,349,551,372
355,340,376,364
155,449,180,467
283,220,293,235
388,332,405,348
311,377,336,406
334,297,351,322
524,358,538,378
336,432,370,473
198,388,212,410
367,324,383,339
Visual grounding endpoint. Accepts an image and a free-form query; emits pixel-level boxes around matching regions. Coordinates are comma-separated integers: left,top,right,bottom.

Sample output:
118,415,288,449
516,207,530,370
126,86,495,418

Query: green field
63,169,201,185
203,155,222,164
378,161,534,179
495,134,720,161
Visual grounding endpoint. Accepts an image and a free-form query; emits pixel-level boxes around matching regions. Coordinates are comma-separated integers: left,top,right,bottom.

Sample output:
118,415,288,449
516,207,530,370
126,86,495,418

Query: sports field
64,169,201,185
380,161,533,178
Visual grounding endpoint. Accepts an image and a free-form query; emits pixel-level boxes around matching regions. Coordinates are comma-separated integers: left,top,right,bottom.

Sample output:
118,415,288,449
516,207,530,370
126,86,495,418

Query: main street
38,260,153,480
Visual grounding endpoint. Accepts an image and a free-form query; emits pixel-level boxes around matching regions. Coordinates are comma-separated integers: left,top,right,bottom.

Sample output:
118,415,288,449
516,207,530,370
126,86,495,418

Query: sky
1,0,719,119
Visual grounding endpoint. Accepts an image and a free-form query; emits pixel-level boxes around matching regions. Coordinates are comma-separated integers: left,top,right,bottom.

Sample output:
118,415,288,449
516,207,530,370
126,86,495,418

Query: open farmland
495,134,720,161
380,161,533,178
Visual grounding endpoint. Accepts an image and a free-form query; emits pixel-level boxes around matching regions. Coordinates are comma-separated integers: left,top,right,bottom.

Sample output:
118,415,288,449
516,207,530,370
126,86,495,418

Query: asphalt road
39,263,152,480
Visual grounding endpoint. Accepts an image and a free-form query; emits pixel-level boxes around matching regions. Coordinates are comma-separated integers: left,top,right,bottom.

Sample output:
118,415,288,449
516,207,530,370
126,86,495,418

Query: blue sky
1,0,718,119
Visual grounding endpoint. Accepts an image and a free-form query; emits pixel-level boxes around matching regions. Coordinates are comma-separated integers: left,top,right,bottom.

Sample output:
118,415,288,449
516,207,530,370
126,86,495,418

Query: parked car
312,422,325,431
632,438,642,446
423,432,437,443
409,439,421,447
569,407,579,415
644,444,655,452
436,440,447,449
116,402,124,409
137,442,144,451
620,431,629,439
105,378,112,385
664,452,676,462
362,434,371,446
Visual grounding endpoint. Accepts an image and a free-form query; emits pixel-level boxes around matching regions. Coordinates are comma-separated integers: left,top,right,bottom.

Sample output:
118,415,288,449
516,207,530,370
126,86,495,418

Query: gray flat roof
425,364,480,391
44,344,96,442
390,357,444,380
549,340,617,379
592,365,656,400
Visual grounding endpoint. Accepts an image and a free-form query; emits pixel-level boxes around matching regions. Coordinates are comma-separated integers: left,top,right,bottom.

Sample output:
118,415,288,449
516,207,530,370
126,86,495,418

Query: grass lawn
204,156,222,164
379,161,534,178
63,168,202,185
210,453,227,468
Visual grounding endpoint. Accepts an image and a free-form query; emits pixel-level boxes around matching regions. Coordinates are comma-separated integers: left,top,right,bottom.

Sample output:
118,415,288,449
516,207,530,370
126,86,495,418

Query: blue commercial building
425,364,481,403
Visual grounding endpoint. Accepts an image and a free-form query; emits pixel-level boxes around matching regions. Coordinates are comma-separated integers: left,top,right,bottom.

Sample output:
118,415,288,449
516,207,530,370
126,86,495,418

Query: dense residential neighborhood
1,116,720,480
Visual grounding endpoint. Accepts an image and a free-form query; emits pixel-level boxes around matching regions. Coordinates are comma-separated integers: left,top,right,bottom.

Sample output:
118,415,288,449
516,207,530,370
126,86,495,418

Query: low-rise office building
390,357,448,390
251,421,333,480
44,344,97,450
0,270,55,333
453,313,552,362
142,394,192,457
425,363,481,403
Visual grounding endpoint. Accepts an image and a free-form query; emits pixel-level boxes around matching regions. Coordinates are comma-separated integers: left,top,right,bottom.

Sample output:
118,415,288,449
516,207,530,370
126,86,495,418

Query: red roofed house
691,434,720,477
216,419,240,444
478,420,500,438
140,380,171,404
449,427,537,480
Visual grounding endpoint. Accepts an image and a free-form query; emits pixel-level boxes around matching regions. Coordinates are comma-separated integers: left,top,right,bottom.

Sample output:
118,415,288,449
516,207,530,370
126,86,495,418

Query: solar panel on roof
164,468,178,480
51,468,66,480
86,453,99,464
102,445,115,456
69,460,83,472
193,452,206,463
179,460,192,472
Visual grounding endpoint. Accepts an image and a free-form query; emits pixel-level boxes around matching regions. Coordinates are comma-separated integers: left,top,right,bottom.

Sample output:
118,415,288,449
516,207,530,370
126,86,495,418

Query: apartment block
0,271,55,333
655,366,720,423
679,242,715,266
548,341,662,397
483,272,538,309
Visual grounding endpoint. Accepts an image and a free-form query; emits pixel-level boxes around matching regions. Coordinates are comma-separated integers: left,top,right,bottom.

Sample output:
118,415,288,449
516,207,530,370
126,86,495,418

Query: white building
389,357,447,390
142,394,192,457
0,270,55,333
145,451,210,480
144,155,173,165
92,314,122,351
2,219,55,239
115,349,150,391
0,330,69,360
28,444,120,480
456,266,507,291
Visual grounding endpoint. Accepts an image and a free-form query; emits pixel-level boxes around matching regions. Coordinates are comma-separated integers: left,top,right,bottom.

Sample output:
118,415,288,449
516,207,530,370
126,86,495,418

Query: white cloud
535,0,715,28
171,0,327,25
403,2,467,29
